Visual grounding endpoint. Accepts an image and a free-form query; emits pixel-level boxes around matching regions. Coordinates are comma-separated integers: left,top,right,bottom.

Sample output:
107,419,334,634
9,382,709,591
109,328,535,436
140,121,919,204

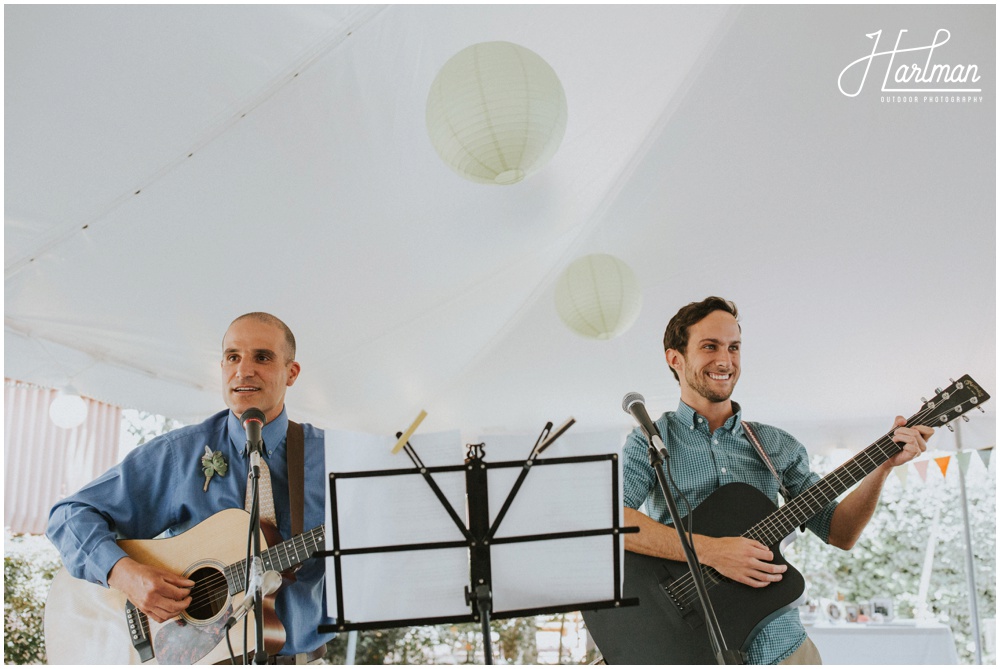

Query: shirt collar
227,408,289,458
675,399,745,434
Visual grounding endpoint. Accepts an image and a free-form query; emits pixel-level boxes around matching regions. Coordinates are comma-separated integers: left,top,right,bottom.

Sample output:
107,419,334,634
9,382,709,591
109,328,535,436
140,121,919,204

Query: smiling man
47,312,334,664
620,296,933,665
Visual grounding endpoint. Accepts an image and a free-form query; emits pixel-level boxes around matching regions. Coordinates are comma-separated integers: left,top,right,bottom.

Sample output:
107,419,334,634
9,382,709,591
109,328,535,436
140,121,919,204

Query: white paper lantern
555,254,642,340
49,387,88,429
426,41,568,185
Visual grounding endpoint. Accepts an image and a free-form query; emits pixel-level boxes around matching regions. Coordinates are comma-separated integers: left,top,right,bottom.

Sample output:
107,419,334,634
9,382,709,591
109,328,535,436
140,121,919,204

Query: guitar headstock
915,375,991,432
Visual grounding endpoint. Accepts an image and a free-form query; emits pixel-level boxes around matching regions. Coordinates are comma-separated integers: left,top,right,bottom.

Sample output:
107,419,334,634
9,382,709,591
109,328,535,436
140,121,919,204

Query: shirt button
713,439,719,445
697,418,703,423
721,467,727,474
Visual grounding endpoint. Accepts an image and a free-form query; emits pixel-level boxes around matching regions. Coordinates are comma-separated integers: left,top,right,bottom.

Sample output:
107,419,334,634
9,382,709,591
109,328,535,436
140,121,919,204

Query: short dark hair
662,297,739,381
228,312,296,361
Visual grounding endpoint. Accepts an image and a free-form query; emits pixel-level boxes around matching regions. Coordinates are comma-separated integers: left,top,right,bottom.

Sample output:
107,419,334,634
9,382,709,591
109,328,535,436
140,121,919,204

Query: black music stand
317,421,638,664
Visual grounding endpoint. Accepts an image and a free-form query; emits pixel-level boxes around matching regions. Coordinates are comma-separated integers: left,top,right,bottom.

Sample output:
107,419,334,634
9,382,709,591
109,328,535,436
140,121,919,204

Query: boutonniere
201,445,228,492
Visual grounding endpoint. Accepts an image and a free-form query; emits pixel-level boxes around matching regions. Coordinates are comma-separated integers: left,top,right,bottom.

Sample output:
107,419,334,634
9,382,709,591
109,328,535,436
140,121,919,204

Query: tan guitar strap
742,420,805,532
287,421,305,537
741,420,792,503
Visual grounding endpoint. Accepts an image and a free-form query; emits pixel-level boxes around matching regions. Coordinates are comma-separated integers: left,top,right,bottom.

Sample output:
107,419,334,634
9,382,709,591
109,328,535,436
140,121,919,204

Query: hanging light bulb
426,41,568,185
49,385,88,429
555,253,642,340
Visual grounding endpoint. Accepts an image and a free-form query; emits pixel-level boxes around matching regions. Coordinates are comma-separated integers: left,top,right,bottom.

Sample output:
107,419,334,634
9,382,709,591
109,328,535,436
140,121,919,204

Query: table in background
805,620,959,664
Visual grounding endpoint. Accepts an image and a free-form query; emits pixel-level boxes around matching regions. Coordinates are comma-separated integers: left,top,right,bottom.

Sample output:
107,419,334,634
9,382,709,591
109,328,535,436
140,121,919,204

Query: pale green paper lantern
555,254,642,340
426,41,568,185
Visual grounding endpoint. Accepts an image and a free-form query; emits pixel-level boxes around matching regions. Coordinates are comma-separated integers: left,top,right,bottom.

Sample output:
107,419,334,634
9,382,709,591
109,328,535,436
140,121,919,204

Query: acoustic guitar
582,375,989,664
44,508,325,665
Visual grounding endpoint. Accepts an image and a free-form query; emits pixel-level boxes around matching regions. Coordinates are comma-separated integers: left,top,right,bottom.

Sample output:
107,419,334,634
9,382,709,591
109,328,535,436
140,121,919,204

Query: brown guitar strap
287,421,305,537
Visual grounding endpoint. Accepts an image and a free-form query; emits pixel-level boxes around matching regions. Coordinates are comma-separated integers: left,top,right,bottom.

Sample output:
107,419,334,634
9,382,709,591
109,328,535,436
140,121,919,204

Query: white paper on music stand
325,428,468,621
324,426,626,623
479,428,624,611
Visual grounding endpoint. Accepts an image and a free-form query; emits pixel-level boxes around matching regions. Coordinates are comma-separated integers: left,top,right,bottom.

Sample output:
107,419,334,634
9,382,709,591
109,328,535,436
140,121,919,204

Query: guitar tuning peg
921,397,928,404
946,424,955,432
950,378,956,384
935,388,943,395
979,406,986,413
961,415,970,422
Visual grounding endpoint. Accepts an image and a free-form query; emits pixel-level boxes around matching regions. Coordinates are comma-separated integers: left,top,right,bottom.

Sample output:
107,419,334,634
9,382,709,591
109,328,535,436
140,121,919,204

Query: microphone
225,570,282,629
622,392,666,450
240,408,266,455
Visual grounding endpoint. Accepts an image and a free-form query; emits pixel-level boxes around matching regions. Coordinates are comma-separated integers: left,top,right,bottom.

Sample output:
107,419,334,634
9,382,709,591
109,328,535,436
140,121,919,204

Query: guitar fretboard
224,525,326,593
744,432,903,547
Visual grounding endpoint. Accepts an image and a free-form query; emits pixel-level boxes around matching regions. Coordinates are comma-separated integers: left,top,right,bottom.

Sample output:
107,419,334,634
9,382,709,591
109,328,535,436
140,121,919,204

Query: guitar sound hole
185,566,229,622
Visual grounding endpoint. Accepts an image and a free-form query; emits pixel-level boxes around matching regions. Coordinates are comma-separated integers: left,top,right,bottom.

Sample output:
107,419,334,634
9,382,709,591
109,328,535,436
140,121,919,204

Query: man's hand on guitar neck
107,557,195,623
883,415,934,469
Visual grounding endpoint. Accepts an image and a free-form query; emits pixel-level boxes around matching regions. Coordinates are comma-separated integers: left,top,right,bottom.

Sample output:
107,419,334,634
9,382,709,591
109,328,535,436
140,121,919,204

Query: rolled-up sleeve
622,426,655,510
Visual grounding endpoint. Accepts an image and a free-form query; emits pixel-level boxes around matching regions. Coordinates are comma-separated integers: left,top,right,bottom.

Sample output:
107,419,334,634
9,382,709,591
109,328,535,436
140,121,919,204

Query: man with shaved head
48,313,334,664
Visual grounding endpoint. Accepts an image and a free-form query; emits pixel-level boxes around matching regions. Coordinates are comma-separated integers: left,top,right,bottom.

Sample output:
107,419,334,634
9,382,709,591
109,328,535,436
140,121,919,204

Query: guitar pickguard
154,602,234,665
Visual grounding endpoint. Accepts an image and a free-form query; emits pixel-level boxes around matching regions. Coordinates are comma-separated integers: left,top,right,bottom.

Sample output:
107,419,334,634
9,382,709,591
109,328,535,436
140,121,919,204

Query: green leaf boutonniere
201,445,229,492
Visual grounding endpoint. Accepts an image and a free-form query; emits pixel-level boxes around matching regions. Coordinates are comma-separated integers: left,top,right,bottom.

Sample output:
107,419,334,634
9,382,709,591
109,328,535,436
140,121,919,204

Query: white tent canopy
5,5,995,453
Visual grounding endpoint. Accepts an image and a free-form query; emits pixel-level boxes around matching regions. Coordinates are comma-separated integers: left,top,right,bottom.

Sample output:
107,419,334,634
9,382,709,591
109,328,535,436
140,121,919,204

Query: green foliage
325,618,544,664
786,456,996,664
123,408,181,449
3,534,62,664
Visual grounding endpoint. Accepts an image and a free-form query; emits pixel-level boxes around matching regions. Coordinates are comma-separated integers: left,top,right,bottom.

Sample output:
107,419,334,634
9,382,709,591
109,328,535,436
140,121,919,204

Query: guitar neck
224,525,326,593
747,431,901,546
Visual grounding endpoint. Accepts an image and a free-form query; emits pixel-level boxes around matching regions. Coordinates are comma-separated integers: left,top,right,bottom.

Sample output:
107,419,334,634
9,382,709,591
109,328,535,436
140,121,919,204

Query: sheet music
324,426,626,624
481,429,624,611
325,428,467,620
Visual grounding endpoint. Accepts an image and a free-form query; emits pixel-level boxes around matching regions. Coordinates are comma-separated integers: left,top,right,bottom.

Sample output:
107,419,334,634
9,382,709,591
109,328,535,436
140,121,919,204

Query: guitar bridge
125,600,154,663
664,581,688,612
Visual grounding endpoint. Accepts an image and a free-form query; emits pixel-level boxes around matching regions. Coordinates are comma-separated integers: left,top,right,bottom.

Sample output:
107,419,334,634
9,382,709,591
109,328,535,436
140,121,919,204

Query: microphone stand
643,430,743,665
246,442,268,664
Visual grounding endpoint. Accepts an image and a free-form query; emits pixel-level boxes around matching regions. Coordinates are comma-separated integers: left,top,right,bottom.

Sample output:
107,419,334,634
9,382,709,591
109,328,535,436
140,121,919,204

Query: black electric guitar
582,375,989,664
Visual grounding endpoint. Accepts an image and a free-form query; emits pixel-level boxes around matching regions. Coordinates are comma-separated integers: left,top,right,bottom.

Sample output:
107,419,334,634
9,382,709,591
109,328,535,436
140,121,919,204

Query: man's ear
286,361,301,387
665,348,683,374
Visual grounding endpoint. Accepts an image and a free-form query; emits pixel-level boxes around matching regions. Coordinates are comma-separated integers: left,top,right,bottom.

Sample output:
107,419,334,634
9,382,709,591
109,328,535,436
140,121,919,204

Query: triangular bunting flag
893,465,909,487
935,456,951,478
977,447,993,469
955,451,972,475
914,460,930,482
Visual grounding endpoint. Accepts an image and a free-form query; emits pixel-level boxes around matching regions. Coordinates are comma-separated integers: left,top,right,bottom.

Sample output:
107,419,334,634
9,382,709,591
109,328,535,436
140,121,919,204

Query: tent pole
955,421,983,664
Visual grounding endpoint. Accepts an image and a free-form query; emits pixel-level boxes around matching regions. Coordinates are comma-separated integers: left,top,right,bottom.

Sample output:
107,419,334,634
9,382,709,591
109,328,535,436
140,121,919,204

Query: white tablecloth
805,621,959,665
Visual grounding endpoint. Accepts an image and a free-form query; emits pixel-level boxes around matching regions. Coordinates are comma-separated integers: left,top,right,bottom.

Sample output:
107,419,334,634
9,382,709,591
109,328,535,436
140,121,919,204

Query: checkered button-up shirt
622,401,838,664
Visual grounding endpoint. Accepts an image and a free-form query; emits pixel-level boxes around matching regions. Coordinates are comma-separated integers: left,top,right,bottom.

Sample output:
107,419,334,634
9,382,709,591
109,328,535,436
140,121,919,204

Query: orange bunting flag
913,460,930,482
955,451,972,475
934,456,951,478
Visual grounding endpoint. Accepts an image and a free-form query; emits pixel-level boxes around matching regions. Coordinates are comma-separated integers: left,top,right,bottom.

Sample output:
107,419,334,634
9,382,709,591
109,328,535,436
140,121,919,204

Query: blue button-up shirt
47,408,334,655
622,401,837,664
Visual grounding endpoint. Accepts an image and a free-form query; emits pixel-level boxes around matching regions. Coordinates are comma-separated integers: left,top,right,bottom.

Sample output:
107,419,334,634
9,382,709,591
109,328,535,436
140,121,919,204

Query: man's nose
236,359,256,377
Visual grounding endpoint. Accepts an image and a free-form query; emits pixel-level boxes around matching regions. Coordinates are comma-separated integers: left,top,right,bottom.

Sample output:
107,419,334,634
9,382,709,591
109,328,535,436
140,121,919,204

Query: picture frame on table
870,597,894,622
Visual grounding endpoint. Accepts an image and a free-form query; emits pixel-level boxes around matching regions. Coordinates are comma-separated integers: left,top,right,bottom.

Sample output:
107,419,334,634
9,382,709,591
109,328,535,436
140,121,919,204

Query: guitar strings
665,397,959,607
182,529,325,613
